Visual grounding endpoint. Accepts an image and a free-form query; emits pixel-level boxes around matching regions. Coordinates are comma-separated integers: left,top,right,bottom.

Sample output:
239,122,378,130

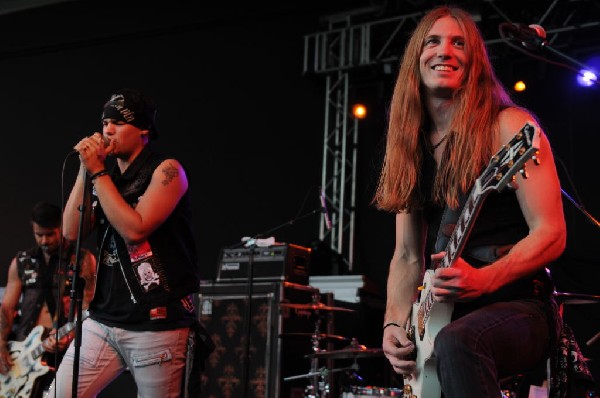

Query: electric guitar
0,311,88,398
403,122,540,398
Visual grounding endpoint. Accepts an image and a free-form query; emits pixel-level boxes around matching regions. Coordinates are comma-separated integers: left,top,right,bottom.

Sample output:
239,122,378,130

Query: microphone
319,188,332,231
68,136,111,157
499,22,547,50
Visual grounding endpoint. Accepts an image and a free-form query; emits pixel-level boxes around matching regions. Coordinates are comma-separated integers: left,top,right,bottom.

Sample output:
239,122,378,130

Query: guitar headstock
478,122,540,193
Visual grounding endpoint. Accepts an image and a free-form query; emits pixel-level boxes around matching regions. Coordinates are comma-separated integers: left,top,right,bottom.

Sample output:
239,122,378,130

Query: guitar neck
31,314,84,360
436,123,538,270
439,184,490,269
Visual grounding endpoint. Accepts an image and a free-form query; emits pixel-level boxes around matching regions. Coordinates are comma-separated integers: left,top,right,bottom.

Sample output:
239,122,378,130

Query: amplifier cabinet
198,282,319,398
216,244,311,285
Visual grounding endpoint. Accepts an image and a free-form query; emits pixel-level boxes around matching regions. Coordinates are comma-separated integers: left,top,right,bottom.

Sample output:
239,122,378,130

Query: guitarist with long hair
0,201,96,397
374,6,567,397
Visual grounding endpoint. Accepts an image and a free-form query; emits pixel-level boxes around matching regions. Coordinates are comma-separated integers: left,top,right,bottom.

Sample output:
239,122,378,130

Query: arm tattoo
161,162,179,186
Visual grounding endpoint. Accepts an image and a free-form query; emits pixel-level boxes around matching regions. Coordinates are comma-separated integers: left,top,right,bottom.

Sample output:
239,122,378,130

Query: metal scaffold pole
318,70,358,270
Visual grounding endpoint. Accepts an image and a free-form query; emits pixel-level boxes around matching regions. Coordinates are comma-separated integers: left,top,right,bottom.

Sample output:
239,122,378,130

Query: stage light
352,104,367,119
576,55,600,87
513,80,526,92
576,69,597,87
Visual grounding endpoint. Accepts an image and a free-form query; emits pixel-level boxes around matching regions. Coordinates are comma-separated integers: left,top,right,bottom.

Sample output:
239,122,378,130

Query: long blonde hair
373,6,514,212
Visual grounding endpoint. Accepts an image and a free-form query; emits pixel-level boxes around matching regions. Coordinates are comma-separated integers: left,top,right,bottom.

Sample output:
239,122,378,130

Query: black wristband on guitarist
383,322,402,330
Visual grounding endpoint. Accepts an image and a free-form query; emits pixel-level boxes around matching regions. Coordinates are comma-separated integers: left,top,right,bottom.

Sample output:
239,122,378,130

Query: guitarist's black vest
15,245,73,341
420,145,554,320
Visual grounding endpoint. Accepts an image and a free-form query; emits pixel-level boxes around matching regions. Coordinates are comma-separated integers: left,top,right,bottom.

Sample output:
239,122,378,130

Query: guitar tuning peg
532,154,541,166
519,167,529,179
507,176,519,191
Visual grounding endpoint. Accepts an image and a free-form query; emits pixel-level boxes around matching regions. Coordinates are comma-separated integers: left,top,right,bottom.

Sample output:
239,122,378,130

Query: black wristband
90,169,109,182
383,322,402,330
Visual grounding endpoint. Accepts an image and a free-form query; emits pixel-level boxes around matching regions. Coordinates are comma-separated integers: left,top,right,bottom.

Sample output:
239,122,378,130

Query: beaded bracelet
90,169,109,182
383,322,402,330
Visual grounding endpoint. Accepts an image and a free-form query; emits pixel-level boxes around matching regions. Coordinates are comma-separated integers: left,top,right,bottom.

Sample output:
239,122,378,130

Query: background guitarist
0,201,96,397
373,5,568,397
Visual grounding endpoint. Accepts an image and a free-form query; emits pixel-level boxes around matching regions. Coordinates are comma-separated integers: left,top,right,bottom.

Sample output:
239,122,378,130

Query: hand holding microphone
74,133,111,155
74,133,112,176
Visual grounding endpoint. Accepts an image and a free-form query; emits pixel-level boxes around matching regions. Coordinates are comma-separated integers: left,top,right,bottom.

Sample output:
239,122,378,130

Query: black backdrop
0,1,599,387
0,1,335,285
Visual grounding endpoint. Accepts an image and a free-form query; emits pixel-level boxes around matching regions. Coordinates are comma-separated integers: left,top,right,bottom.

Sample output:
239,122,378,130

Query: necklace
431,133,448,151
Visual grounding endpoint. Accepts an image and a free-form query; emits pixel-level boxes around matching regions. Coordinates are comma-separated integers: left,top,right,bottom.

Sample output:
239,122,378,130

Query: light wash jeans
45,317,189,398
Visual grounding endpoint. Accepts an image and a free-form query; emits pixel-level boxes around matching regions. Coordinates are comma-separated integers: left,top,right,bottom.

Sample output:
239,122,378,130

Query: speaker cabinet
198,282,318,398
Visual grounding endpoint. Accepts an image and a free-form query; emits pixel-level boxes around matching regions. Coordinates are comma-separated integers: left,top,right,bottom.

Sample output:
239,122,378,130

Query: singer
49,88,208,398
372,5,591,397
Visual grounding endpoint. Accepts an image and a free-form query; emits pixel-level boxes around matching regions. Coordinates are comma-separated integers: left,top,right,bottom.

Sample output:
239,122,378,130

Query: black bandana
101,88,159,139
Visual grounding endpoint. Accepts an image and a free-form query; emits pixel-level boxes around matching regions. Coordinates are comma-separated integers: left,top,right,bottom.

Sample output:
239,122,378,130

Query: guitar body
0,312,85,398
0,325,50,398
404,270,454,398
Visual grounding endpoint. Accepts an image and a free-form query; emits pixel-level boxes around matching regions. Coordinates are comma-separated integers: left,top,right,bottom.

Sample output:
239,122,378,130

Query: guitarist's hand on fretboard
42,328,74,353
382,323,416,379
431,256,491,303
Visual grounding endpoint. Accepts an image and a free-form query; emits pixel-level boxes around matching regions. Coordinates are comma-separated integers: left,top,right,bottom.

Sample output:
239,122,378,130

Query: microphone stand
66,171,91,397
240,242,255,398
239,206,323,398
538,43,598,85
499,23,599,86
562,189,600,229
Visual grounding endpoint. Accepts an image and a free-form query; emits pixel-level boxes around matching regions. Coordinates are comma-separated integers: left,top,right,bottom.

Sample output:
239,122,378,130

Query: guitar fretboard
422,183,489,325
30,312,89,360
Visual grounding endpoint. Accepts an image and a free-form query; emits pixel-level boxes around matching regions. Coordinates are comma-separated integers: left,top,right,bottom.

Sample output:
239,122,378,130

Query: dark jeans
435,299,555,398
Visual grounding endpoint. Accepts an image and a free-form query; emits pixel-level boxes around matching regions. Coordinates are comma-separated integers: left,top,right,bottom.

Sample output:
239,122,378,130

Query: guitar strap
434,191,514,265
434,191,467,256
